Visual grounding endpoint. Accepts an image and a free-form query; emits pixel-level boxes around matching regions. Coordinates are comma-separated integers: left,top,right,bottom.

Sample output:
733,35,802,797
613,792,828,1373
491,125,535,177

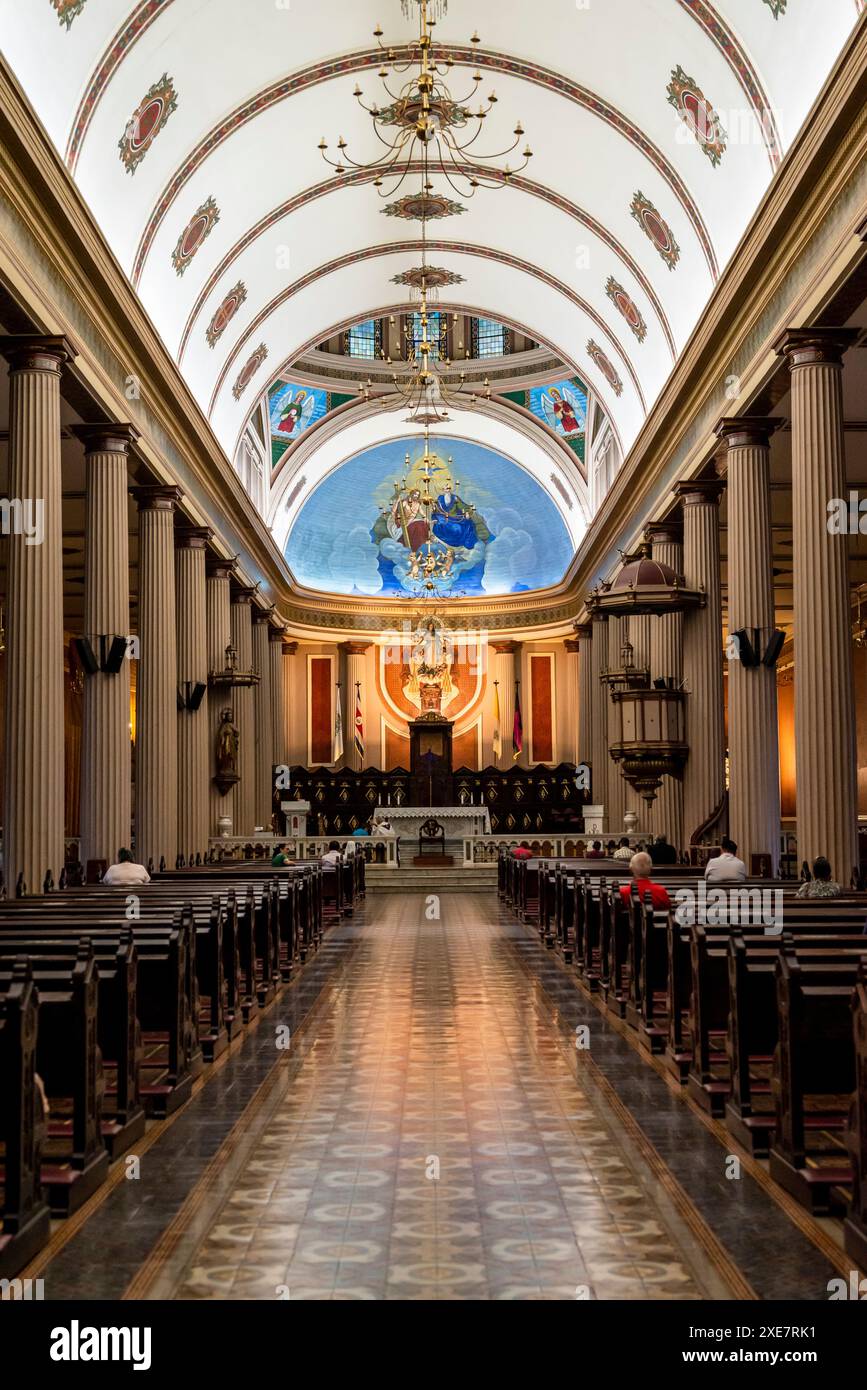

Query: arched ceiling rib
1,0,860,463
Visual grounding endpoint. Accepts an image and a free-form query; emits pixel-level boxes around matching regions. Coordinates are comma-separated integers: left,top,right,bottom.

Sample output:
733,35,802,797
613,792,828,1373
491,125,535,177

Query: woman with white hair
618,850,672,909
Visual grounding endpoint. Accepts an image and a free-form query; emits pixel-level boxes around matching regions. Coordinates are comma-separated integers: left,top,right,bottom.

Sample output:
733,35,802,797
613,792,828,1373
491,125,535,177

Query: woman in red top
618,851,672,909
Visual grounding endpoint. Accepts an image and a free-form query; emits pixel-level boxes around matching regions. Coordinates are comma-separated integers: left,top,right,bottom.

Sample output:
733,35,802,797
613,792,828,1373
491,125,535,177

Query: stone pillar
72,422,137,868
231,586,256,836
175,527,211,862
269,626,287,768
0,336,75,893
252,609,274,829
491,641,518,765
717,418,782,872
206,559,233,836
674,479,726,847
282,640,297,768
564,637,580,767
342,643,371,771
575,623,594,771
589,615,608,809
133,486,182,871
646,523,684,851
605,617,627,834
777,328,859,881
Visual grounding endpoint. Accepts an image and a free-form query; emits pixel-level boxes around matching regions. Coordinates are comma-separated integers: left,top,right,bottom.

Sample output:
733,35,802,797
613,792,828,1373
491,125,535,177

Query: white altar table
373,805,491,843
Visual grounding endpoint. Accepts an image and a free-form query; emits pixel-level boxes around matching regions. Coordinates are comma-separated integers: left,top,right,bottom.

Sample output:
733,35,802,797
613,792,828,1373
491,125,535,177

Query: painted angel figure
276,389,316,437
540,382,585,438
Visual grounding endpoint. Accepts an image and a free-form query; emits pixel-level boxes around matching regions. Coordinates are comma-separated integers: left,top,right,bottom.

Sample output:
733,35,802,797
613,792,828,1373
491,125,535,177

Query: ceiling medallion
391,266,466,289
172,196,220,276
319,0,532,199
51,0,88,28
232,343,268,401
605,276,648,343
383,192,466,222
206,281,248,348
630,191,680,271
118,73,178,175
587,340,624,398
667,66,727,167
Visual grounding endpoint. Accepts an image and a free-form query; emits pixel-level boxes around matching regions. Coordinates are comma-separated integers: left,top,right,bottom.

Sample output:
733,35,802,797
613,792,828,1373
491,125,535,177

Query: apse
284,436,574,598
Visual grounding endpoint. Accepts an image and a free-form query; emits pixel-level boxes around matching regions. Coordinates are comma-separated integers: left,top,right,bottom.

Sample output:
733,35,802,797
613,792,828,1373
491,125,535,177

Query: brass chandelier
318,0,533,200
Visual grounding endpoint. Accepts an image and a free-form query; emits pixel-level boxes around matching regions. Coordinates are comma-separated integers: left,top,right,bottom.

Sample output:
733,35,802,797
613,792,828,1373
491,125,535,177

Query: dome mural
284,437,574,599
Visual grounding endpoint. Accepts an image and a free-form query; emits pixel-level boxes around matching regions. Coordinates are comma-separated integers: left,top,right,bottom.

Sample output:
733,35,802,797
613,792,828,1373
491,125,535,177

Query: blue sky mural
284,437,573,598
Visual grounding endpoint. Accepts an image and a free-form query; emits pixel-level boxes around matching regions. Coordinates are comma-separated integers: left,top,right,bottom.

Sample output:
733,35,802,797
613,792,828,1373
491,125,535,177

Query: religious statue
404,617,456,715
214,707,240,796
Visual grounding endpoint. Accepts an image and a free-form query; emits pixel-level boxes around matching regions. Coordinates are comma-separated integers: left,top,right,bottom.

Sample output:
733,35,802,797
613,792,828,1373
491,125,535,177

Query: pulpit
409,714,453,807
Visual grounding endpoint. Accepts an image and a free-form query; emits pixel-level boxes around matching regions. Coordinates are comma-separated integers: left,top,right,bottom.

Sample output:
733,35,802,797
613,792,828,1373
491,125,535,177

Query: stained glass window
345,319,382,359
472,318,510,358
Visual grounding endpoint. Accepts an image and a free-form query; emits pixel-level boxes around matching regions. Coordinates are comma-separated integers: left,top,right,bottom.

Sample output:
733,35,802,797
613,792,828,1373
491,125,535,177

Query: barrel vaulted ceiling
1,0,862,474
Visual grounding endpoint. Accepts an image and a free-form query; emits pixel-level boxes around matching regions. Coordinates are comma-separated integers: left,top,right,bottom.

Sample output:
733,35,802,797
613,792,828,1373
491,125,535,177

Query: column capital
70,421,139,455
564,638,581,654
205,555,234,580
644,519,682,546
491,640,519,654
341,642,372,656
573,622,593,641
251,605,275,624
282,640,299,656
716,416,782,450
231,585,258,605
0,333,78,373
775,326,858,370
176,525,213,550
269,623,287,642
132,484,184,512
673,478,725,507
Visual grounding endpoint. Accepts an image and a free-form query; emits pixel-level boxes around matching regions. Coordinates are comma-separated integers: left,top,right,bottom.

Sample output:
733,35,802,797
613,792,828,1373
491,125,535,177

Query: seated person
612,837,633,861
796,855,843,898
102,848,150,886
605,839,618,856
320,840,343,867
649,834,678,866
510,842,533,860
585,840,605,859
704,836,747,883
352,824,370,837
271,843,291,867
619,851,672,910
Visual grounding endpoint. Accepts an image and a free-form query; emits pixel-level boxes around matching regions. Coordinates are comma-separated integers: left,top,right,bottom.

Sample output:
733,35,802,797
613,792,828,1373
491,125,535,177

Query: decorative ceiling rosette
383,193,466,222
171,197,220,277
667,65,727,167
118,73,177,175
587,340,624,398
391,267,466,290
630,191,681,270
206,281,248,349
232,343,269,401
605,276,648,343
51,0,87,28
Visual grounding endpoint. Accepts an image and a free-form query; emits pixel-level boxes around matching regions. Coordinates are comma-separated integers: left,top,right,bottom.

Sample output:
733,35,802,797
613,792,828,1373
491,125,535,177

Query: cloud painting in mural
284,438,573,600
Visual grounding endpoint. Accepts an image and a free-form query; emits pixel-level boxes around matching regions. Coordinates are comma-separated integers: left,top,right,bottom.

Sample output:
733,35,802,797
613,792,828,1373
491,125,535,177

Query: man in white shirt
704,837,747,883
320,840,343,867
102,848,151,886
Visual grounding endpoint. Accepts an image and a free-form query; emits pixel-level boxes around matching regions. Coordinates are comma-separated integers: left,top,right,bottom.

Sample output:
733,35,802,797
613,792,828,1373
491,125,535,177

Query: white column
252,609,274,829
230,587,256,837
175,527,211,862
491,641,519,765
564,637,580,766
269,626,287,767
646,523,684,851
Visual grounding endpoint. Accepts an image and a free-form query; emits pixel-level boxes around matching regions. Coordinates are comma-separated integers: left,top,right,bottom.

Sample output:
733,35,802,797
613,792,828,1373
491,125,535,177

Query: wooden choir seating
0,850,362,1279
499,851,867,1266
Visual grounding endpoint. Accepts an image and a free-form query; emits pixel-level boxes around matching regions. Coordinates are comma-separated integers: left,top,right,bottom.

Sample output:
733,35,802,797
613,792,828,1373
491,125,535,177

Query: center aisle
161,892,739,1300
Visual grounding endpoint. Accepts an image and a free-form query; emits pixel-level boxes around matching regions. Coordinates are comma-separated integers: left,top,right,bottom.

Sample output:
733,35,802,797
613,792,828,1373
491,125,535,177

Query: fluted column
605,617,627,833
0,336,75,893
269,626,287,767
717,419,782,872
647,523,684,850
206,559,233,835
72,422,137,867
282,640,297,767
777,328,859,881
231,586,256,836
134,486,182,871
252,609,274,828
342,643,371,771
491,641,518,764
675,479,726,846
564,638,580,766
589,615,608,809
176,527,211,862
575,623,594,771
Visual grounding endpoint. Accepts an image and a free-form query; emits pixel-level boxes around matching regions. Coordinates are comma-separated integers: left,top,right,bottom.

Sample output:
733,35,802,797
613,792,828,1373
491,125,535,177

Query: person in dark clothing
649,834,677,866
586,840,605,859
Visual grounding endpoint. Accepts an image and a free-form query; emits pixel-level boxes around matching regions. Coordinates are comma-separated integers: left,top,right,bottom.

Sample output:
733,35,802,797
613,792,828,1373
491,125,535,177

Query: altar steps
366,864,498,894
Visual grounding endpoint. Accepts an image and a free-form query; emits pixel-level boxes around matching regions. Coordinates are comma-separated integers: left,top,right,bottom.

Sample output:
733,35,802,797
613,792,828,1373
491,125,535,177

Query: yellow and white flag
333,686,344,764
492,681,502,765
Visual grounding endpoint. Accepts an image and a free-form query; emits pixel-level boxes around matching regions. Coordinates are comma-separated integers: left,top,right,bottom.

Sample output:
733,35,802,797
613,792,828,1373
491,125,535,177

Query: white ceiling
1,0,861,466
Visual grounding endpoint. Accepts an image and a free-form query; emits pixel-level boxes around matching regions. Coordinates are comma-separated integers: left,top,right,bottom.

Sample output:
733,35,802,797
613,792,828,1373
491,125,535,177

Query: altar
373,805,491,844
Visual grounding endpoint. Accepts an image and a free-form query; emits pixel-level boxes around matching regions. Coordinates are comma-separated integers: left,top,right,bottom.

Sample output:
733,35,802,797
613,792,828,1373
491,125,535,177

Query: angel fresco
276,389,316,437
540,382,585,439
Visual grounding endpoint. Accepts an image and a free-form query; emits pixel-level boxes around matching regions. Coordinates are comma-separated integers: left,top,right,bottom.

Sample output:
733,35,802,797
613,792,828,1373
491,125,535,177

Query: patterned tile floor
164,894,739,1301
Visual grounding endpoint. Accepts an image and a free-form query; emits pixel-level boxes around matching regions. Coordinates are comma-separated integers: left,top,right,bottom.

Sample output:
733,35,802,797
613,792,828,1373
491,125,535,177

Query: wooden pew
844,959,867,1270
0,959,50,1277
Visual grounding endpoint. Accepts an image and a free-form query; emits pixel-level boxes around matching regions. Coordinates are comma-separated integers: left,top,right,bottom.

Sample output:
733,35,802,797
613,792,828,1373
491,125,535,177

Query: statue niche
214,707,240,796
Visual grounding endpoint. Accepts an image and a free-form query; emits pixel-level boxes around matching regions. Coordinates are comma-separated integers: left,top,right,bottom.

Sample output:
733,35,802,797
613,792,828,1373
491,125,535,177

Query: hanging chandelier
318,0,532,199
